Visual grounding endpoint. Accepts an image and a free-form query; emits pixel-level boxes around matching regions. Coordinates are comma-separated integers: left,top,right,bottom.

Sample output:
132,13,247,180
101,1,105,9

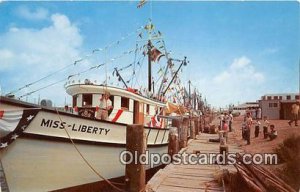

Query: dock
146,132,243,192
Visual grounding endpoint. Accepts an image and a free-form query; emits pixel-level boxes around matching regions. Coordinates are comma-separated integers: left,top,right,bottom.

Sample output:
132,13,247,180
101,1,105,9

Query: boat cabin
65,82,166,127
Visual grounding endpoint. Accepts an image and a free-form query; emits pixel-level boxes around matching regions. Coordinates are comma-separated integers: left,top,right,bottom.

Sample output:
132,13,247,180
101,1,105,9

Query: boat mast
147,39,152,93
162,57,187,96
188,80,191,108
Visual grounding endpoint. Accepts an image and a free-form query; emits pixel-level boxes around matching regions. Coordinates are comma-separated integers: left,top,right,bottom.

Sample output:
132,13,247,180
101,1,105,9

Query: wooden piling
180,118,189,148
172,119,184,149
125,124,146,192
195,117,200,135
168,127,179,160
190,119,196,139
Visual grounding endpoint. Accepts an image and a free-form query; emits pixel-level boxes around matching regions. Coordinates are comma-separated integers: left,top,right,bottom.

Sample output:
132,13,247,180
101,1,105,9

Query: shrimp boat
0,21,188,191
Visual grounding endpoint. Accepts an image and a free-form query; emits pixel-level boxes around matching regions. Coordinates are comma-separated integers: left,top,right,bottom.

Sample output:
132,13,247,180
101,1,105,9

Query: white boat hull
0,97,169,191
1,138,167,192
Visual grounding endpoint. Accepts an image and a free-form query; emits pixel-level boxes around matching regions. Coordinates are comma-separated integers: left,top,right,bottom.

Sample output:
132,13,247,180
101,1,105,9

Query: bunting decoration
145,23,154,31
6,25,145,96
150,47,165,62
0,109,39,149
137,0,147,8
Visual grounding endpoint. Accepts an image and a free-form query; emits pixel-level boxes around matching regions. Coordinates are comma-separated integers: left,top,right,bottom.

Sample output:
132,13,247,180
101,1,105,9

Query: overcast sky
0,1,299,107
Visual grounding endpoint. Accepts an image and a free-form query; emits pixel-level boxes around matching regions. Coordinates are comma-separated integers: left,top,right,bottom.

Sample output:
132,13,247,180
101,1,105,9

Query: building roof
262,93,299,96
233,102,259,109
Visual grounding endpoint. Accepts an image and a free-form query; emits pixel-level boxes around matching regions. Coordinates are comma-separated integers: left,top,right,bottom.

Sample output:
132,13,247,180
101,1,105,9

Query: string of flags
137,0,147,8
6,25,145,96
19,45,140,98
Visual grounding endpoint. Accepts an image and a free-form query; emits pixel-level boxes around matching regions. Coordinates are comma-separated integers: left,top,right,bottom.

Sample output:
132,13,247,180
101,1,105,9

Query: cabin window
286,95,291,100
121,97,129,110
82,94,92,106
146,104,150,114
73,95,77,107
274,96,278,100
279,96,282,100
296,95,300,100
267,96,272,100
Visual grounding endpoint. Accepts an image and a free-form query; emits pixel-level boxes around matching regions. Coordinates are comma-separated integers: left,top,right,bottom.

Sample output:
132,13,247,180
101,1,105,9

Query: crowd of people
218,109,278,146
241,113,277,145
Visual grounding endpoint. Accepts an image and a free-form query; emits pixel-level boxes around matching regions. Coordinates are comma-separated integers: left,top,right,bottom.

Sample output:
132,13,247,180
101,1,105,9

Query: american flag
0,108,39,148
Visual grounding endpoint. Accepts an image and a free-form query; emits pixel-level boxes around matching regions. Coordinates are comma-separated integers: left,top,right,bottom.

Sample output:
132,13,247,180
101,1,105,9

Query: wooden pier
146,132,243,192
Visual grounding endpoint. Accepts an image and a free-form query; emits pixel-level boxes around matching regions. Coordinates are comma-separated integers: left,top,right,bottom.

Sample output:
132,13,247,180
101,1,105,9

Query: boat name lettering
40,118,110,135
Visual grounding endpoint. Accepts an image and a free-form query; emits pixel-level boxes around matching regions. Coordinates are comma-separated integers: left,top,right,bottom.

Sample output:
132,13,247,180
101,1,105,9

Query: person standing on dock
221,119,229,143
254,120,261,137
245,112,253,145
288,102,299,127
262,116,270,139
219,112,224,130
229,111,233,132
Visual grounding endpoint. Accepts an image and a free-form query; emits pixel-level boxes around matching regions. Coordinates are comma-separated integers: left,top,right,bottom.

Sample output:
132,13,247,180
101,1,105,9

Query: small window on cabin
73,95,77,107
274,96,278,100
121,97,129,110
296,95,300,100
146,104,150,114
279,96,283,100
267,96,272,100
82,94,92,106
273,103,278,108
287,95,291,100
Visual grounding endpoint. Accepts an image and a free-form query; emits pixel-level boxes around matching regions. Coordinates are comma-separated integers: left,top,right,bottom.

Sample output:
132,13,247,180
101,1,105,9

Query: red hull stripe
0,110,4,119
111,110,123,122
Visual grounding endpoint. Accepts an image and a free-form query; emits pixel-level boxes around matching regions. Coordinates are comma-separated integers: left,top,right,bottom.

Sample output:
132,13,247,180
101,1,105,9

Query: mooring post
219,131,228,164
181,118,188,148
168,127,179,161
125,124,146,192
199,117,203,133
172,118,183,150
190,119,196,139
194,119,199,136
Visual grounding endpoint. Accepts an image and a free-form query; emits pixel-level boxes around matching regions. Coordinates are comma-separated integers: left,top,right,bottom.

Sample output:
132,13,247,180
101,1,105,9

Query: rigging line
131,43,139,87
133,55,146,89
100,25,144,51
6,64,72,96
157,39,171,96
7,50,99,96
7,27,145,96
19,78,66,98
150,0,153,22
130,54,143,88
20,63,105,98
55,109,125,192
